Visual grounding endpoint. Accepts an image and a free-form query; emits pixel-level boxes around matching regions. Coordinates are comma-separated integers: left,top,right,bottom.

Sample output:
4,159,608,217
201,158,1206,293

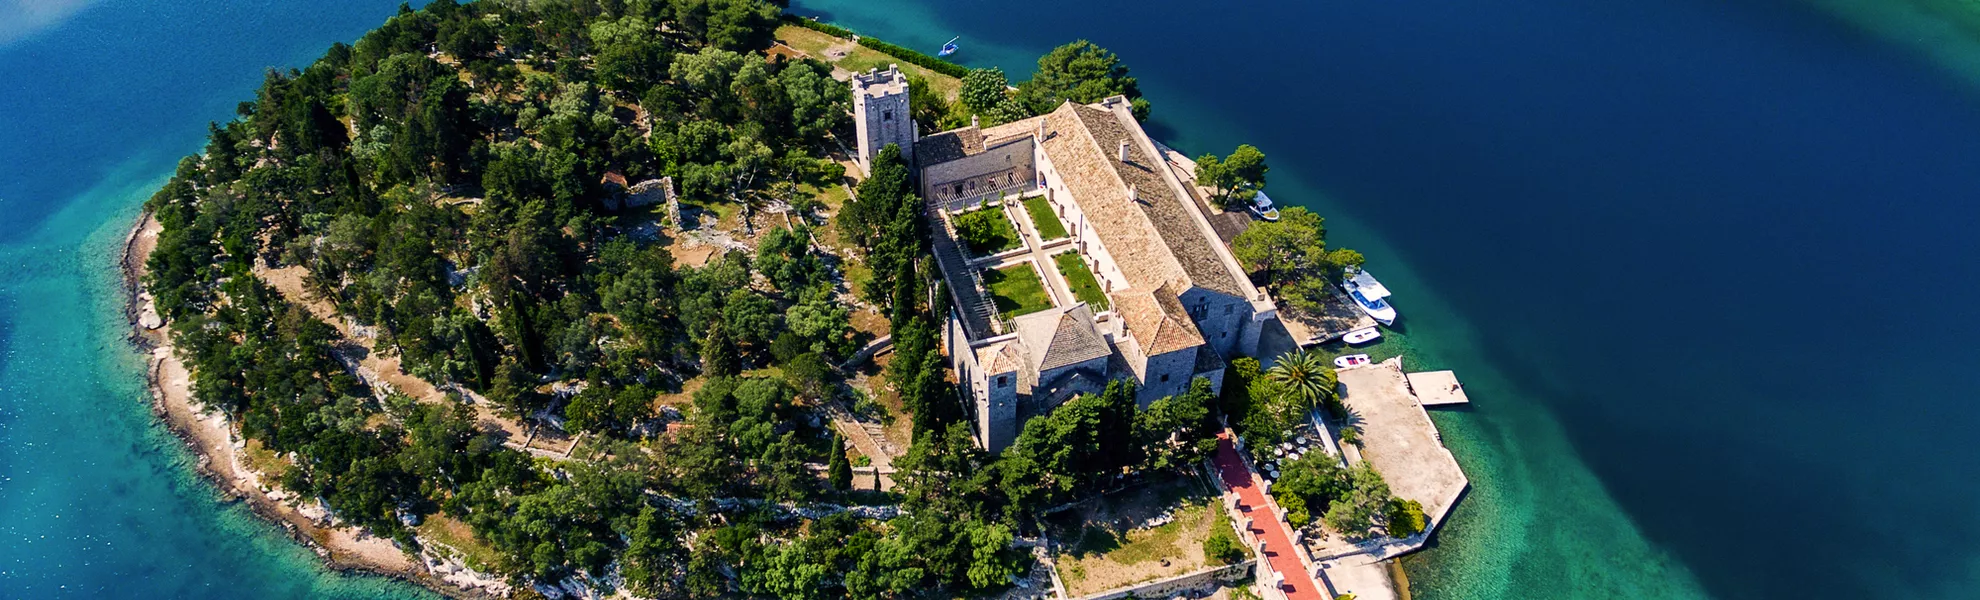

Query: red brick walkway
1214,431,1328,600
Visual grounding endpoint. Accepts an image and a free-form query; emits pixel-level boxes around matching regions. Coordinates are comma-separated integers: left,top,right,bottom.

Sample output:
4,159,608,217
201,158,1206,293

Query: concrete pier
1405,370,1471,406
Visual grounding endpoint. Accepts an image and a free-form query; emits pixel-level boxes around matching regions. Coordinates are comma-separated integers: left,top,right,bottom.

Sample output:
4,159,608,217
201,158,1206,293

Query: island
126,2,1468,599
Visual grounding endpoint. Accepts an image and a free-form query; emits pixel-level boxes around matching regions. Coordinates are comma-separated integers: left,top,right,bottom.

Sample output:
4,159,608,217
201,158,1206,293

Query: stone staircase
928,203,1000,339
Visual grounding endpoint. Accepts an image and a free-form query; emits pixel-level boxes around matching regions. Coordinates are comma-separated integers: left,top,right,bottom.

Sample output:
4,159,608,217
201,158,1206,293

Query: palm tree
1265,349,1337,408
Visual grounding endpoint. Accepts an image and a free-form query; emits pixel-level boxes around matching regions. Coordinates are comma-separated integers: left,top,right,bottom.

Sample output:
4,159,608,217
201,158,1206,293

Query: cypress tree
828,431,854,492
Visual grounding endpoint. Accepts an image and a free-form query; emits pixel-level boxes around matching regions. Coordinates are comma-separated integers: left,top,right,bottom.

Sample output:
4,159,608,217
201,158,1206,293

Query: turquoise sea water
0,2,438,597
2,0,1979,598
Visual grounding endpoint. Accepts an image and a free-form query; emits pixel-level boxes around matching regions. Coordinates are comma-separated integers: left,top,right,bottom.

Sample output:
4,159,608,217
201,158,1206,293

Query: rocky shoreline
120,210,509,600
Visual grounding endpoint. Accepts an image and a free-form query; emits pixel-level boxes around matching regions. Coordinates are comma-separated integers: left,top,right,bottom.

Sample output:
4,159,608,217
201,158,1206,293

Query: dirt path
250,264,534,447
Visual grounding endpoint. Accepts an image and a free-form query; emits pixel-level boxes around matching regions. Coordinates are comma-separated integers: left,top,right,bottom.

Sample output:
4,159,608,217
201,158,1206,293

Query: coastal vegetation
139,1,1224,595
1195,144,1269,209
1231,207,1366,319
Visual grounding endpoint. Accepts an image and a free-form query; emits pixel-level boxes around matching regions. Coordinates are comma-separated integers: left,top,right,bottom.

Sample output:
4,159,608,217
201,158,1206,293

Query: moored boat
1342,268,1398,325
1343,326,1381,345
937,36,960,57
1250,191,1281,221
1335,353,1371,369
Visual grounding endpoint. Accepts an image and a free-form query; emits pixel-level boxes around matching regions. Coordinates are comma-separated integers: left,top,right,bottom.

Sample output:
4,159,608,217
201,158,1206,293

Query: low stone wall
1076,560,1255,600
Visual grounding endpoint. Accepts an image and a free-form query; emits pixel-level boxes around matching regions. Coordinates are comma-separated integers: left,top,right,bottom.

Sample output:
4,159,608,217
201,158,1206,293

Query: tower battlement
851,65,915,174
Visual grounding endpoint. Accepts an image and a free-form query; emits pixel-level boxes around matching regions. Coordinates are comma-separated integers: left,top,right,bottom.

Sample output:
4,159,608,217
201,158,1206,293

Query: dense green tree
828,432,854,492
960,67,1013,118
1203,530,1245,565
1231,207,1366,317
1324,461,1394,537
1387,497,1427,537
623,505,690,598
1136,377,1216,470
1020,40,1148,118
590,17,674,94
1194,144,1269,208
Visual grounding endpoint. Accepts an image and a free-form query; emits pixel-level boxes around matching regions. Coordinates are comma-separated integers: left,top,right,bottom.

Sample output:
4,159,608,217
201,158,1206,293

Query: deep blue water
797,0,1980,598
2,0,1979,598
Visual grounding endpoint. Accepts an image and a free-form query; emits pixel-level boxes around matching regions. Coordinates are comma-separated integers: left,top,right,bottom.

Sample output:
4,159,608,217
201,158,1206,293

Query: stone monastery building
852,66,1281,452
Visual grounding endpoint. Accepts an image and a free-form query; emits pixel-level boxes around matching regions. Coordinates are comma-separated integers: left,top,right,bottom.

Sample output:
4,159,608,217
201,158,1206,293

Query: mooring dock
1404,370,1470,406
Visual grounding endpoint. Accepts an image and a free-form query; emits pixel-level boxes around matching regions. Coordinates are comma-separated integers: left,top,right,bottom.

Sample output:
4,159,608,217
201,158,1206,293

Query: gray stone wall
1075,560,1256,600
1179,287,1253,359
853,67,914,174
982,368,1019,453
920,137,1036,208
1024,356,1110,418
1136,346,1198,407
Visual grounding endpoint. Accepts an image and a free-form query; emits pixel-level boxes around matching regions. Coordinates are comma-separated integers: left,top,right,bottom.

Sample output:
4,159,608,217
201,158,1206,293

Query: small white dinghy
1343,326,1382,345
1334,354,1372,369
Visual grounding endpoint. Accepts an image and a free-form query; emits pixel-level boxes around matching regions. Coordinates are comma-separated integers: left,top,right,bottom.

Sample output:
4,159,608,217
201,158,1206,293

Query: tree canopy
1231,206,1365,317
1019,40,1150,119
1195,144,1269,208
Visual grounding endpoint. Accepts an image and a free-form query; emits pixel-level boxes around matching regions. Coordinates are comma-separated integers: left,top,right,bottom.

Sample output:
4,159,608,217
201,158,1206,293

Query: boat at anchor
1343,268,1398,325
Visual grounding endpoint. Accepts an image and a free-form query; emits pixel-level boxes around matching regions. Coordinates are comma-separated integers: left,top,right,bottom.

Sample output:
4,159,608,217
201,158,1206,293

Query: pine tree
701,321,740,377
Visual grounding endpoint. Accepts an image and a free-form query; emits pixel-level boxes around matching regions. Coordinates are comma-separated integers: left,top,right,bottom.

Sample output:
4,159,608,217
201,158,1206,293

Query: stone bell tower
851,65,915,175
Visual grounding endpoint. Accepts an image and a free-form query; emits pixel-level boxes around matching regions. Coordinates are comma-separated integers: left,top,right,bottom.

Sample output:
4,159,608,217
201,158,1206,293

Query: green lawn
952,206,1021,256
1054,252,1109,310
984,264,1053,318
775,25,962,101
1024,196,1069,240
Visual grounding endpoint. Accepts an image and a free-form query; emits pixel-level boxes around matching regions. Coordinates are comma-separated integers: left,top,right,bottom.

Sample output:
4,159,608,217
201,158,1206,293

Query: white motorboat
1343,326,1382,345
1334,354,1371,369
1342,268,1398,325
1249,191,1281,221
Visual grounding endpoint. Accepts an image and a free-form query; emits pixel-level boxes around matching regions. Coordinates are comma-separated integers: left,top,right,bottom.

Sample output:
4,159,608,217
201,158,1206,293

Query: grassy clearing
1054,252,1109,311
1051,478,1226,596
241,439,293,481
985,263,1052,318
1024,196,1068,240
774,24,961,101
680,195,741,229
417,514,507,574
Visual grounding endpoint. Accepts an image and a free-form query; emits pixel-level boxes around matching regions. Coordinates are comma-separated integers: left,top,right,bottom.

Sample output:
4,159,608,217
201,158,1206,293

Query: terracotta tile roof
982,341,1025,374
916,126,982,165
1014,303,1111,373
1058,102,1247,298
918,116,1048,167
1038,104,1190,294
1112,283,1205,356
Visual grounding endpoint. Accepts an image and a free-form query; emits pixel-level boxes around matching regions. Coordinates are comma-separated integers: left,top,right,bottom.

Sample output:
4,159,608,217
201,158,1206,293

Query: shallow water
3,0,1980,598
0,1,438,597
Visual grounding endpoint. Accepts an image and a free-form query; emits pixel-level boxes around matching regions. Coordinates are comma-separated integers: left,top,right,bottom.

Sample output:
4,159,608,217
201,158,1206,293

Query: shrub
1203,530,1245,565
951,208,1016,255
779,15,855,39
1387,498,1427,537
